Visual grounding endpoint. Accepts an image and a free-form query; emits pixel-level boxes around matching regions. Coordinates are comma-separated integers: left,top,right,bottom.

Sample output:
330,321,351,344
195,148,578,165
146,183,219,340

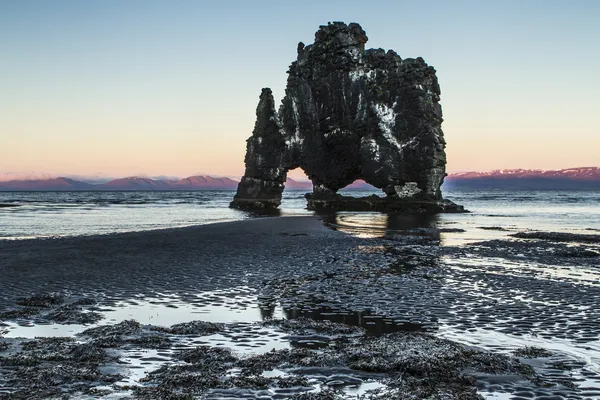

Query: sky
1,0,599,180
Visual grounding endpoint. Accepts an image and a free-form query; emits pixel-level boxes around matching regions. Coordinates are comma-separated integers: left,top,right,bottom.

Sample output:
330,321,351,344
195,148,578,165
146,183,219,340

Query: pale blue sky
1,0,598,178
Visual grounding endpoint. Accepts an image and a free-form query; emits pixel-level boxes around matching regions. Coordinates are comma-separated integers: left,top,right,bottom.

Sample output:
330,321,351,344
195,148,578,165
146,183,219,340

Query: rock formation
231,22,464,213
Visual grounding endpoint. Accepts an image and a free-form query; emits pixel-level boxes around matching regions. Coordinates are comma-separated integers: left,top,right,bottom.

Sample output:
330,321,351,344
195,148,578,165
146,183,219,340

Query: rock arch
230,22,463,213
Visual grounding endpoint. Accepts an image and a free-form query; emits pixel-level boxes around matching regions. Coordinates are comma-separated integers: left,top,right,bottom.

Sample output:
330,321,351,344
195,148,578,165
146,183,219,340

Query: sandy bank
0,216,359,306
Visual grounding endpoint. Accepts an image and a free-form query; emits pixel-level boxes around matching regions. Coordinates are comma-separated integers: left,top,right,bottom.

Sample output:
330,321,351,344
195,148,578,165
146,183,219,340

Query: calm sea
0,188,599,240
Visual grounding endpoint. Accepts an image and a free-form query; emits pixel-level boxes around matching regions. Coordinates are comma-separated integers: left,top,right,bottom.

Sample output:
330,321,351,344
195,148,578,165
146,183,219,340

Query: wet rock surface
178,323,531,400
0,294,102,327
0,316,541,400
461,238,600,265
0,336,121,399
15,292,65,308
305,195,465,213
232,22,462,212
511,230,600,244
151,320,223,336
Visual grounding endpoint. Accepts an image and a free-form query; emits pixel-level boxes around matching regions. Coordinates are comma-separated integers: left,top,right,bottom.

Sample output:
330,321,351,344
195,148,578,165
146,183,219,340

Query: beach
0,216,344,305
1,212,599,399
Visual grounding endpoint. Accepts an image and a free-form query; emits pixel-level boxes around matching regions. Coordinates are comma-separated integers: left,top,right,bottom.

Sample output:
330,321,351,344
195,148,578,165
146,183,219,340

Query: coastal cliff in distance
444,167,600,189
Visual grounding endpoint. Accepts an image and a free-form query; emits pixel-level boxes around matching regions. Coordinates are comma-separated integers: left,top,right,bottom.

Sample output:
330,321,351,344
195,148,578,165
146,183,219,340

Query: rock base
230,176,284,210
306,194,467,213
229,198,280,210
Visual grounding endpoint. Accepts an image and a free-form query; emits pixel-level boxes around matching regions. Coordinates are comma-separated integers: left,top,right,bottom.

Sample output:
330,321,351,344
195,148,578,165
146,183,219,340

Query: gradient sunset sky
1,0,598,179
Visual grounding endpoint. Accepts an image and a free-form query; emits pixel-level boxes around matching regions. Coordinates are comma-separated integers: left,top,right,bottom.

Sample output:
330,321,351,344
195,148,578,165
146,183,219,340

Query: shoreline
0,216,356,307
0,213,310,243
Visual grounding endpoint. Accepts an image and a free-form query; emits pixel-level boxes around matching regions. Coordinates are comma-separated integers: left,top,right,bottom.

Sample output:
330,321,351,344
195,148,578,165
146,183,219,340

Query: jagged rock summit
231,22,464,213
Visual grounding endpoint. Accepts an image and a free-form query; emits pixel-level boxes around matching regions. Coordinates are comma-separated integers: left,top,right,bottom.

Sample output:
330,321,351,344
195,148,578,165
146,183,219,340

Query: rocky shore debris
0,297,548,400
231,22,463,213
0,293,101,326
0,336,122,399
77,320,172,349
131,318,539,400
513,346,553,358
511,230,600,244
478,226,509,231
15,292,65,308
465,238,600,263
150,320,223,335
305,195,465,213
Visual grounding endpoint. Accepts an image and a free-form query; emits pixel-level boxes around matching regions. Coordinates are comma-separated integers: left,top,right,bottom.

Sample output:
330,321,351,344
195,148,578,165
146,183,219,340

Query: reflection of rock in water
241,208,282,218
318,211,389,238
317,211,441,238
387,213,439,230
259,303,276,319
230,22,465,213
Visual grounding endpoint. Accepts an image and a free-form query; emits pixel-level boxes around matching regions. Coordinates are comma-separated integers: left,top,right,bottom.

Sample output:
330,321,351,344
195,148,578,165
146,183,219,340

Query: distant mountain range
0,176,374,191
95,176,240,190
1,168,597,191
0,176,239,191
445,167,600,189
0,177,95,191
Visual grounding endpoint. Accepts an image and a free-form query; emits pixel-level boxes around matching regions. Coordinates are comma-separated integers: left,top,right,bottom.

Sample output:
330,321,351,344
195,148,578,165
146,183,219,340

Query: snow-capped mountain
448,167,600,180
445,167,600,189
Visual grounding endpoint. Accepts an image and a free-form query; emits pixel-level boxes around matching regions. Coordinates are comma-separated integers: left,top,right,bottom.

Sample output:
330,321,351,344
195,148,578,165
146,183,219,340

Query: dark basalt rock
16,293,65,308
511,231,600,244
231,22,463,212
306,193,465,213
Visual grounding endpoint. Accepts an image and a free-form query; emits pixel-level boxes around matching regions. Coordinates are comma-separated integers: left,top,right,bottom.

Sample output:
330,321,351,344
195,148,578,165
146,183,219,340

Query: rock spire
231,22,463,213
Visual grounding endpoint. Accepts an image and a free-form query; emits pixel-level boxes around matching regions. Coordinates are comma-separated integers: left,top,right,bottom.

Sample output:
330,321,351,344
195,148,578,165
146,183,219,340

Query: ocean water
445,188,600,232
0,188,599,240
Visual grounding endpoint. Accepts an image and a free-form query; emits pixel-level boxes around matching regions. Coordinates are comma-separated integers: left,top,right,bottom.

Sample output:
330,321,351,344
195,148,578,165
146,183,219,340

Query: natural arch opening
282,172,381,198
284,169,312,191
320,212,440,238
279,168,312,212
338,179,381,197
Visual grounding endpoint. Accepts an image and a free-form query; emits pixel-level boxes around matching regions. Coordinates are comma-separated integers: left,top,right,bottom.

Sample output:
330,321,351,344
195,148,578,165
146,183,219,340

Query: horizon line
1,166,599,183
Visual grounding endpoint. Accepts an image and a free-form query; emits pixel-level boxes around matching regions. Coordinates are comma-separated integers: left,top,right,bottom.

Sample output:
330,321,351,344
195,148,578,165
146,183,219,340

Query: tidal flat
0,216,599,399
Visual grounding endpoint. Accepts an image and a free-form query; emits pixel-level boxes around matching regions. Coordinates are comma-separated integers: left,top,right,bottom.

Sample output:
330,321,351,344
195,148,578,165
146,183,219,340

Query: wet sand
1,216,600,399
0,216,360,306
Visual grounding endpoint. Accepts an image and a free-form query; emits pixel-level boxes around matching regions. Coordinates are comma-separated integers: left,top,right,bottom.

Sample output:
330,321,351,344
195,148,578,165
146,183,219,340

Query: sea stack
231,22,464,213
